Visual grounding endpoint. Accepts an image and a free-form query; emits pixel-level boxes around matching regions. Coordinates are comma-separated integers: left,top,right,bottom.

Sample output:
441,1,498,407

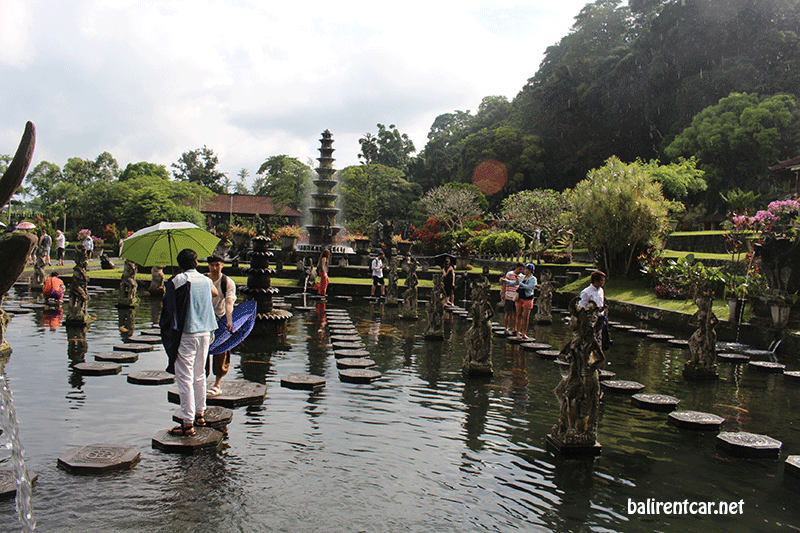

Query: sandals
194,414,206,427
168,424,196,437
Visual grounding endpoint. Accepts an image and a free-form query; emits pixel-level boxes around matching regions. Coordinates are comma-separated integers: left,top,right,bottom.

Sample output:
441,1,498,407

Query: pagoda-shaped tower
306,130,340,248
239,235,292,336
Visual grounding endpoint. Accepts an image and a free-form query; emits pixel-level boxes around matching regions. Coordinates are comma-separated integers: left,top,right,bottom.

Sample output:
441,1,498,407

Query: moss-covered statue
683,290,718,380
462,276,494,376
117,260,139,308
535,270,554,324
401,256,419,319
386,256,399,307
65,245,91,325
424,271,446,340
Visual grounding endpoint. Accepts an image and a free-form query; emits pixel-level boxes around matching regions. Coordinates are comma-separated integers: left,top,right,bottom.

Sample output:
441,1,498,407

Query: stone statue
401,256,419,319
148,266,165,296
424,271,446,339
683,291,718,379
386,256,399,306
66,246,90,325
117,260,139,307
550,297,605,448
31,245,47,290
100,253,115,269
462,276,494,376
535,270,554,324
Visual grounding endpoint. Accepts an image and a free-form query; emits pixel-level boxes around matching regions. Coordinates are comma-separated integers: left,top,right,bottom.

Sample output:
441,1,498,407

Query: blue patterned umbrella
209,300,257,355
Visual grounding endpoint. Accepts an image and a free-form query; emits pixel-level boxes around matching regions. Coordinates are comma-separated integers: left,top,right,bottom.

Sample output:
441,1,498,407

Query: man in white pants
168,248,218,436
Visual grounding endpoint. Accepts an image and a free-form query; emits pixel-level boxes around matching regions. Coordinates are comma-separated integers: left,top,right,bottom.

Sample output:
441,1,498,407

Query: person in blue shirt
165,248,218,437
515,263,538,340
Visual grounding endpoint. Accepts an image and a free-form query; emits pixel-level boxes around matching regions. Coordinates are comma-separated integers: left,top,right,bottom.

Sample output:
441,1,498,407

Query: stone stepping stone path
612,324,636,330
127,334,161,345
536,350,561,360
786,456,800,479
168,381,266,408
57,444,140,474
74,362,122,375
716,431,782,459
330,335,361,342
337,358,376,369
127,370,174,385
332,295,353,302
493,329,510,337
273,302,292,309
598,369,616,381
601,380,645,394
647,334,674,343
667,339,689,349
339,368,381,384
668,410,725,430
138,328,162,336
744,349,776,358
629,328,655,336
784,371,800,383
507,337,529,344
717,342,749,352
113,343,153,353
332,341,365,350
3,307,30,315
281,374,326,391
521,342,550,351
717,352,750,363
631,393,680,412
334,349,370,359
330,329,359,336
294,306,316,311
173,406,233,429
95,351,139,364
0,469,37,500
152,427,224,454
747,361,785,373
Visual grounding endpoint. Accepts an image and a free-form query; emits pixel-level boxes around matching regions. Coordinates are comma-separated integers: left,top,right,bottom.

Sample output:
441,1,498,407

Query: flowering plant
276,225,303,238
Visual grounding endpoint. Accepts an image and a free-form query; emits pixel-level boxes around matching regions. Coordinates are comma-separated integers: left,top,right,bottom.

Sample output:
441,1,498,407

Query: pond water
1,288,798,532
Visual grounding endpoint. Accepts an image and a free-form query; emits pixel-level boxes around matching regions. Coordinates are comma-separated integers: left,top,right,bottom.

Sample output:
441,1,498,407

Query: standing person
579,270,609,348
39,231,52,266
82,232,94,258
316,249,330,296
500,263,524,335
370,251,385,298
441,257,455,307
55,230,66,265
206,255,235,396
161,248,218,437
515,263,538,340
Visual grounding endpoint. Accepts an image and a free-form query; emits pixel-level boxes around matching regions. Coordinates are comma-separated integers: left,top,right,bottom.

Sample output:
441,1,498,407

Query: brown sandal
169,424,195,437
194,415,206,427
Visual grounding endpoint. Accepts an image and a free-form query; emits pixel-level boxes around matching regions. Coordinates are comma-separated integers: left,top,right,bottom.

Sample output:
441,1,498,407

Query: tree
62,152,120,186
571,156,675,277
420,183,485,231
339,163,420,232
640,157,706,201
119,161,170,181
358,124,416,172
172,146,227,193
25,161,76,226
255,155,312,210
500,189,572,256
234,168,251,194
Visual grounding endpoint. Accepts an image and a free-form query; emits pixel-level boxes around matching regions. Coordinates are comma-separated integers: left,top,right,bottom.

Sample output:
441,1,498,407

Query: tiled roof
769,154,800,172
200,194,302,218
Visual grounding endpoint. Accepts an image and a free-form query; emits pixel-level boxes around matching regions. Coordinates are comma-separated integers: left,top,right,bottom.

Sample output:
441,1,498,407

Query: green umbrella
119,221,220,267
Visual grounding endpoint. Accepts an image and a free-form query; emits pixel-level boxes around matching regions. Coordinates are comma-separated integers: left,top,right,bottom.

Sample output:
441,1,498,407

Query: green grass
661,250,736,261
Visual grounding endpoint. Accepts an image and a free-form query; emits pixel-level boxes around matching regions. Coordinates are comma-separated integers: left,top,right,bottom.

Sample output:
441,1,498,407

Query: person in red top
42,272,65,301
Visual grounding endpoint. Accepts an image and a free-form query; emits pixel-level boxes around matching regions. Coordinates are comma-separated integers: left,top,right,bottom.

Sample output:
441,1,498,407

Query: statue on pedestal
31,246,46,290
683,291,719,379
401,257,419,319
535,270,554,324
462,276,494,376
66,246,91,325
386,256,399,306
424,272,445,339
117,260,139,308
148,266,165,296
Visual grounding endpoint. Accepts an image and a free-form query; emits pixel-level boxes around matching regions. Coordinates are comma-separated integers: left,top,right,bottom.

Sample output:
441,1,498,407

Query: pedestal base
462,362,493,377
683,364,719,380
546,434,602,457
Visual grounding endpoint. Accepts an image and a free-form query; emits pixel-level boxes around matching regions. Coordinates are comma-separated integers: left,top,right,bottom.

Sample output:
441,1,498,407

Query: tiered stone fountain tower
306,130,341,250
239,235,292,336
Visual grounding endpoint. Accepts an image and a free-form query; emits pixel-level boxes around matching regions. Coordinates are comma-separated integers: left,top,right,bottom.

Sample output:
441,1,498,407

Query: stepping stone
612,324,636,330
629,328,655,335
57,444,140,474
95,351,139,364
113,343,153,353
20,303,45,310
554,358,569,371
717,352,750,363
337,358,376,369
274,302,292,310
281,374,326,391
127,334,161,345
330,329,359,336
748,361,785,373
332,341,366,350
334,349,370,359
332,295,352,301
598,369,616,381
327,319,353,325
173,406,233,429
647,334,674,342
631,393,680,412
784,371,800,383
493,329,510,337
786,456,800,478
330,335,361,342
717,342,748,352
744,349,776,358
168,381,266,408
607,321,621,327
668,410,725,430
521,342,551,351
294,306,316,311
339,368,381,384
536,350,561,360
716,431,782,459
0,469,37,500
152,427,224,454
128,370,175,385
73,362,122,375
601,380,645,394
507,337,528,344
2,307,29,315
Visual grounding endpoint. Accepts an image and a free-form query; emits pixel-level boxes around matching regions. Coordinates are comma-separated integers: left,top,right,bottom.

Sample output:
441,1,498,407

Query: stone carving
117,260,139,307
149,266,165,296
386,256,399,306
550,297,605,447
535,270,554,324
31,246,47,290
462,276,494,376
424,272,446,339
100,253,115,269
66,246,91,325
683,291,718,379
401,257,419,319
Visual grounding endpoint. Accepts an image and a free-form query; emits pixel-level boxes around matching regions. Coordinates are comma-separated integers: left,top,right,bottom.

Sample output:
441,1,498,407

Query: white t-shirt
502,270,522,301
55,233,66,249
579,283,605,309
371,258,384,278
209,274,236,319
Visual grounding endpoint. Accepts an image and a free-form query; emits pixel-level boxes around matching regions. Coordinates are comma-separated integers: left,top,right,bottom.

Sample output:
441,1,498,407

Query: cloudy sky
1,0,590,187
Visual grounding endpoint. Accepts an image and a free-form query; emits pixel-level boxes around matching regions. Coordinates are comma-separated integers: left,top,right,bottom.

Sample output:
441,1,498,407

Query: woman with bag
500,263,524,335
515,263,538,340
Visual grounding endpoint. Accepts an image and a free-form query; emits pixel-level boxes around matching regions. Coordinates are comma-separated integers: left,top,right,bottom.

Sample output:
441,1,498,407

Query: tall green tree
420,183,486,231
172,146,227,193
255,155,312,210
119,161,169,181
339,163,420,233
500,189,572,256
358,124,416,172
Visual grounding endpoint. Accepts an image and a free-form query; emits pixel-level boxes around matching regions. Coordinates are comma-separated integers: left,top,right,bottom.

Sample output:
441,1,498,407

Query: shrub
494,231,524,255
479,233,500,253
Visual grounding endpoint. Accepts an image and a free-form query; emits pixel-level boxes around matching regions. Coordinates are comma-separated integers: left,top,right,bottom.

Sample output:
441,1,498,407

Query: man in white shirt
499,263,524,335
579,270,609,347
206,255,235,396
370,251,385,297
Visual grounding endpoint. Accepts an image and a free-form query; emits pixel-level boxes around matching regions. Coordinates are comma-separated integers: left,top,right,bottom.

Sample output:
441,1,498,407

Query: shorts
373,276,384,286
213,350,231,378
503,299,516,313
516,297,534,310
57,248,65,260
